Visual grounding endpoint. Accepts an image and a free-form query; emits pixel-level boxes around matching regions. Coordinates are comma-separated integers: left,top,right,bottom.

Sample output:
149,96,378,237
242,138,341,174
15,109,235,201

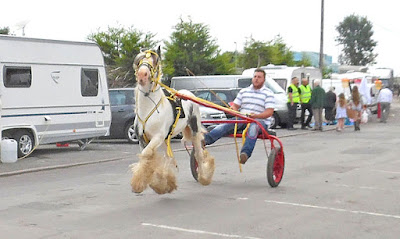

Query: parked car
191,82,288,129
108,88,138,144
190,88,239,118
199,106,227,129
107,88,226,142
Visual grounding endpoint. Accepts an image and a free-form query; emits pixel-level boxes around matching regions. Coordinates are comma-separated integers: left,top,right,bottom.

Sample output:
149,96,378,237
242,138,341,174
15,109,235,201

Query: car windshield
109,90,135,105
191,89,239,106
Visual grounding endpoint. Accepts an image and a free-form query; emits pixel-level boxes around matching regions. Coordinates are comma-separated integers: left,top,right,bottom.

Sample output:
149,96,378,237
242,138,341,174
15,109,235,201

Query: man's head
292,77,299,86
252,68,266,89
301,78,308,86
314,79,321,86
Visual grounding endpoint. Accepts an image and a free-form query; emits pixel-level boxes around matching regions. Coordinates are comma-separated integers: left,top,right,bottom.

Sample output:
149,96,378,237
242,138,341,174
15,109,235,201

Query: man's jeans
204,120,269,158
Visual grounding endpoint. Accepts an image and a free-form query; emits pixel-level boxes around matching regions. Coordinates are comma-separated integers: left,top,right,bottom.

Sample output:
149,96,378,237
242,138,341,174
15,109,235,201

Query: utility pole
234,42,238,70
319,0,324,76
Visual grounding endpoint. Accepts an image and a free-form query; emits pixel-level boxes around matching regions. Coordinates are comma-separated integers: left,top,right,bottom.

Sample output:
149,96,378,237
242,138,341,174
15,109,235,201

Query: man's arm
288,92,293,104
231,103,240,112
249,108,274,119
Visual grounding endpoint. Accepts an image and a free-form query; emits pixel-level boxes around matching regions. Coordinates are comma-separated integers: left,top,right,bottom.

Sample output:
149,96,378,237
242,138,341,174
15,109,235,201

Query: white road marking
264,200,400,219
332,183,400,192
237,197,249,200
371,169,400,174
141,223,261,239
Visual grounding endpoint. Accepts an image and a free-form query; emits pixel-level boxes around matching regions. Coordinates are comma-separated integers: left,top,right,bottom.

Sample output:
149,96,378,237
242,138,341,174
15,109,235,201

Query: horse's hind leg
188,112,215,186
131,136,163,193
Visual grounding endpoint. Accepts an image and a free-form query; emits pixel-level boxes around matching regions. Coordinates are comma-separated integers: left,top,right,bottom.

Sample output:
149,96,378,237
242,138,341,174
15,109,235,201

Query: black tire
190,149,199,181
267,147,285,187
13,130,35,158
125,122,139,144
270,112,280,129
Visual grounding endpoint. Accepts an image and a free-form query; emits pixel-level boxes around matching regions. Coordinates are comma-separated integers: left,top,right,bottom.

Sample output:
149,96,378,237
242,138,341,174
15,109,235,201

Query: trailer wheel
13,130,35,158
125,123,139,144
267,147,285,187
190,149,199,181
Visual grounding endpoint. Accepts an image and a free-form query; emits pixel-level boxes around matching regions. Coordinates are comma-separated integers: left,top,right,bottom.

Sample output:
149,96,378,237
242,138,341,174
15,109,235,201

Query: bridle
134,50,162,95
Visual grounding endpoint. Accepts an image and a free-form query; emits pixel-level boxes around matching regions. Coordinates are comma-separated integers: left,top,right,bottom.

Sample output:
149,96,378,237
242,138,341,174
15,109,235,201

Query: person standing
335,93,347,132
287,77,300,130
377,86,393,123
309,79,326,131
324,87,337,125
299,78,313,130
349,86,363,131
204,68,275,164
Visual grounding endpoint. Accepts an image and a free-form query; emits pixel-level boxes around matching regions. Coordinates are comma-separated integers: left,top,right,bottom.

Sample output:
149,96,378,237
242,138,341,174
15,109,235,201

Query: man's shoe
307,124,313,128
240,152,249,164
301,126,308,130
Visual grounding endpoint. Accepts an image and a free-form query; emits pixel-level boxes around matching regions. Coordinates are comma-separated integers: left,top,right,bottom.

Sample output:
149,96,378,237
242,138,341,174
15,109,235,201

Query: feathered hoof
130,162,152,193
149,167,177,194
131,175,148,193
198,150,215,186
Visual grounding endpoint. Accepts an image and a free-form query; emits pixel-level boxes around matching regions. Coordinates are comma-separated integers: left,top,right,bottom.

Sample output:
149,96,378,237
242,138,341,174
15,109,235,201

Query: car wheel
125,123,139,144
270,112,280,129
12,130,35,158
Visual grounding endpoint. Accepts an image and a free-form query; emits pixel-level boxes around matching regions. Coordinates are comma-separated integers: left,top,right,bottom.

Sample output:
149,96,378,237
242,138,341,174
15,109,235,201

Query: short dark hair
254,68,266,78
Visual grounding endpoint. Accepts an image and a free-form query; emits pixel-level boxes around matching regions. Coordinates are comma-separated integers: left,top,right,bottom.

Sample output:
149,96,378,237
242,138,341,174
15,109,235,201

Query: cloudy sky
2,0,399,75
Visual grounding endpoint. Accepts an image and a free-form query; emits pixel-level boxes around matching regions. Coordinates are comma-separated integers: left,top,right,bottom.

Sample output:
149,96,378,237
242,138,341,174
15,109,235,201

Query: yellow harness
135,50,249,169
135,50,182,158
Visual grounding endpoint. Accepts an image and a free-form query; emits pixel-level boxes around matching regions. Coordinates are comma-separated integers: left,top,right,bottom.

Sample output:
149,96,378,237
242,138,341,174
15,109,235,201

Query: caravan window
4,67,32,88
81,69,99,97
273,78,287,90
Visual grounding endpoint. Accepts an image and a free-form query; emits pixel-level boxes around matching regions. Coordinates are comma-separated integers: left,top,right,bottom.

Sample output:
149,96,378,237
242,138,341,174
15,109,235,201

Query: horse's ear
157,46,161,59
133,52,144,70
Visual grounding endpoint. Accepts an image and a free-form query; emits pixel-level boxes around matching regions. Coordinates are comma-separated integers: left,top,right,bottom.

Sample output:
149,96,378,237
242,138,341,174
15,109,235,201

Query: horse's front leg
131,135,164,193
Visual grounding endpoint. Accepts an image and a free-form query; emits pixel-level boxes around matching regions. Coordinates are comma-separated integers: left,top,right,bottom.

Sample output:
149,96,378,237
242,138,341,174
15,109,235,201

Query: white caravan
242,64,322,91
0,35,111,158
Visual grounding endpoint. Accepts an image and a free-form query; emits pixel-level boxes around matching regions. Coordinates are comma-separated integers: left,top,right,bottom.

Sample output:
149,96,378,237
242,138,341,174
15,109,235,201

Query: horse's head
133,46,162,90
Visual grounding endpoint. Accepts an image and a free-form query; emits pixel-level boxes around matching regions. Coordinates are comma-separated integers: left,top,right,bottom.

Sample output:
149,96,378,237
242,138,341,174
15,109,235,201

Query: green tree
88,26,157,87
0,26,10,35
336,14,377,65
213,51,236,75
164,17,233,78
239,36,294,69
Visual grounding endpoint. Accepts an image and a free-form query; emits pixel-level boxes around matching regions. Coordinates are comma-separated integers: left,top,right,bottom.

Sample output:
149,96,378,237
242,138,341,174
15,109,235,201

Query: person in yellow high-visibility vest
287,77,299,130
299,78,313,129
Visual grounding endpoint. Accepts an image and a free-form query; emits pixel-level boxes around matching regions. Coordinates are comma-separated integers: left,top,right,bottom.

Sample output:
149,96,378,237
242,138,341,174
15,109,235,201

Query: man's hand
249,108,274,119
249,113,257,119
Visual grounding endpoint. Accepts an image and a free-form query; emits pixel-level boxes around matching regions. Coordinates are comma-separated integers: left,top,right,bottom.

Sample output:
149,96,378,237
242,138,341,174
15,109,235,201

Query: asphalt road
1,101,399,239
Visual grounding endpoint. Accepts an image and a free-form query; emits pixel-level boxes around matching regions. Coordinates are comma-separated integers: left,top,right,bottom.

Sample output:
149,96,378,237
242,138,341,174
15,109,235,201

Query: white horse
130,47,215,194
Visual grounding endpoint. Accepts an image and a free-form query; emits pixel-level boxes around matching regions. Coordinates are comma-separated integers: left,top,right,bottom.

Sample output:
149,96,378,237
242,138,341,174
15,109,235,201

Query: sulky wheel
190,149,199,181
266,147,285,187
